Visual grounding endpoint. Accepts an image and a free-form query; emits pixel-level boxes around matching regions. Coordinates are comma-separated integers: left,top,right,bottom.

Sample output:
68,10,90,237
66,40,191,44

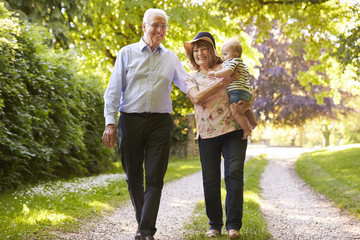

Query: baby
208,38,257,139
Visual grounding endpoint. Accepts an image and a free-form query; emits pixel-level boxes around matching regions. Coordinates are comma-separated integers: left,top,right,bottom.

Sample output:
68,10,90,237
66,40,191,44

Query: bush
0,3,114,191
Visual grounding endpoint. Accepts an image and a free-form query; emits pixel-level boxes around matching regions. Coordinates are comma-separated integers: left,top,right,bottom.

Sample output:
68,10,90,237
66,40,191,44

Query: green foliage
217,0,360,95
171,84,194,143
296,145,360,218
336,3,360,78
0,4,114,191
2,0,359,190
3,0,89,48
2,0,263,144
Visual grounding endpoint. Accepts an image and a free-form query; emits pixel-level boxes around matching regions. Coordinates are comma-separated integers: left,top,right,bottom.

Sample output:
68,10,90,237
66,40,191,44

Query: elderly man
102,8,187,240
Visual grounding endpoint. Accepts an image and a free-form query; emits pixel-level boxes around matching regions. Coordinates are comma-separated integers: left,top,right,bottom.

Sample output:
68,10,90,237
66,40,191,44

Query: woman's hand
231,87,256,115
207,71,216,77
102,124,117,148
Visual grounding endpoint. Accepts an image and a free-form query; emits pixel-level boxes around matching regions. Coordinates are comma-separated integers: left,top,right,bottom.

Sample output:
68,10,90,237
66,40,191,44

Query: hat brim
184,36,220,58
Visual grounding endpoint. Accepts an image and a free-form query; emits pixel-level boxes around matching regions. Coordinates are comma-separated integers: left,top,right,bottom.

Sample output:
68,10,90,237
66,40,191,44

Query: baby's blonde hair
224,38,242,57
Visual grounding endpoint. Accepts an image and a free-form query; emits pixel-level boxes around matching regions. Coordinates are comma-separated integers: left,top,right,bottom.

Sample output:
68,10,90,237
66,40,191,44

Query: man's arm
172,53,188,94
104,50,125,126
102,50,125,148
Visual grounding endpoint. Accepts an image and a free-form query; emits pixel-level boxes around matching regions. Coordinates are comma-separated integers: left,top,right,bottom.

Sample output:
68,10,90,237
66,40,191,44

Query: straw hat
184,31,221,58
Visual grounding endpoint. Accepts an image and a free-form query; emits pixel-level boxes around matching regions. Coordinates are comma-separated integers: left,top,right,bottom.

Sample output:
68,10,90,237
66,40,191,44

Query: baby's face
221,44,237,61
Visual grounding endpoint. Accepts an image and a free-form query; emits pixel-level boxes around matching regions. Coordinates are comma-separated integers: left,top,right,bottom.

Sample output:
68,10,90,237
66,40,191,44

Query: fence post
186,113,196,159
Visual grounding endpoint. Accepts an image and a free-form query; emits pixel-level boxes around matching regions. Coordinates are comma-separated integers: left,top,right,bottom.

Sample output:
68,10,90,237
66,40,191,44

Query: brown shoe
228,229,240,239
140,235,154,240
206,229,220,237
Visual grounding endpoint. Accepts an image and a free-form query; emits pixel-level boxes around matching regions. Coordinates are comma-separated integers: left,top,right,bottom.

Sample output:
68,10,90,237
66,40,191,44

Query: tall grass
183,155,271,239
296,144,360,218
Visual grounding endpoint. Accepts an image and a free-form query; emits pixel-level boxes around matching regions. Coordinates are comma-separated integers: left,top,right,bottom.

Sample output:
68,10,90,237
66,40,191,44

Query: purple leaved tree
249,22,352,146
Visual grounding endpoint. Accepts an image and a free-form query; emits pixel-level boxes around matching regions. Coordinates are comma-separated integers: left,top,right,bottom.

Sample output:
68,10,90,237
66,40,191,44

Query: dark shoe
134,229,141,240
140,235,154,240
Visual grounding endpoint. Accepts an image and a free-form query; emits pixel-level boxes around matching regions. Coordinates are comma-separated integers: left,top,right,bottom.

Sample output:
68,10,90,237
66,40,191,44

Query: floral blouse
186,71,240,139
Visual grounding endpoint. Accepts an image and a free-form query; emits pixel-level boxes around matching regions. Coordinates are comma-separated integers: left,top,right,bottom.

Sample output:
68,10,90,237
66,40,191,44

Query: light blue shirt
104,38,188,125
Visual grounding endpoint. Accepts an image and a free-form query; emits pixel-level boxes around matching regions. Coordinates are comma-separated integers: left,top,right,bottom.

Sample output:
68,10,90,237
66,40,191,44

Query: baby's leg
230,103,251,140
245,109,257,129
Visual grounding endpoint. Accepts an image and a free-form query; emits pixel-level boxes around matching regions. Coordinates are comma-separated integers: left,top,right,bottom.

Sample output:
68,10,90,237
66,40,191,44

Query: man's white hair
143,8,169,23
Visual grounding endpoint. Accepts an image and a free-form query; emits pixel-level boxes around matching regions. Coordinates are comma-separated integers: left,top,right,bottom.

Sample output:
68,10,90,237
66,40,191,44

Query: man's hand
102,124,117,148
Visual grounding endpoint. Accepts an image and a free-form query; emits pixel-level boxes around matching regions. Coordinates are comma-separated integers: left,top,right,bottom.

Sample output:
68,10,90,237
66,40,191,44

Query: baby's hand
207,71,216,77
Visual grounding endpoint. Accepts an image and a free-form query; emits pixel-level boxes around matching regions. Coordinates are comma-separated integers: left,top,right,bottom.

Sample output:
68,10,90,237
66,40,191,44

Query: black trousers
198,130,247,232
118,112,173,236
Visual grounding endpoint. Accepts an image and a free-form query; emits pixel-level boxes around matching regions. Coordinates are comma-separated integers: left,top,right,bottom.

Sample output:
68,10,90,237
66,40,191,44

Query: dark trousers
198,130,247,232
118,113,173,236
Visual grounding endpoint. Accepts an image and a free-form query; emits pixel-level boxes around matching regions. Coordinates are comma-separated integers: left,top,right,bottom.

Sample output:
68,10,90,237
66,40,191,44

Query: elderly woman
184,32,254,239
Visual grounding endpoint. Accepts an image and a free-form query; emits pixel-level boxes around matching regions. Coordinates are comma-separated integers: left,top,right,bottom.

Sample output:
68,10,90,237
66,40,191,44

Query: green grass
0,156,201,239
296,144,360,218
165,156,202,182
183,155,271,240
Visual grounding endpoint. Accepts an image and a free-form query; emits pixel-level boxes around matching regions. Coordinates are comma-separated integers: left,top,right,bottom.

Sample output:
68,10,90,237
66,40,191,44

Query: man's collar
139,37,166,54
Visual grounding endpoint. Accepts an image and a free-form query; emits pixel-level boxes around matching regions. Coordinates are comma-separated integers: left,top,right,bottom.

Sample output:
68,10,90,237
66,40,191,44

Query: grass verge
296,144,360,219
0,156,201,239
183,154,271,240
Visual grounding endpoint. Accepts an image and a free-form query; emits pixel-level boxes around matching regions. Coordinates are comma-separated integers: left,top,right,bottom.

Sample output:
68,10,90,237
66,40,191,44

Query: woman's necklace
199,66,211,75
199,69,208,75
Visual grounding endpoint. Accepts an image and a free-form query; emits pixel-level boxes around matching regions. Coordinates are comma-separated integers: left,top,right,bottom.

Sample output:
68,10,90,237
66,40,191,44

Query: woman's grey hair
143,8,169,23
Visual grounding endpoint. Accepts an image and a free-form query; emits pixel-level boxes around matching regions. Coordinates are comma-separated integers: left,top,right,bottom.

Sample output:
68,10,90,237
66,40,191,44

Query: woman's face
193,44,210,68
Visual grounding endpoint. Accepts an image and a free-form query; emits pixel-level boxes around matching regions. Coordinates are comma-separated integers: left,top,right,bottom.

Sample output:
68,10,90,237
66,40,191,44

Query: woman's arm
187,70,240,104
187,79,227,104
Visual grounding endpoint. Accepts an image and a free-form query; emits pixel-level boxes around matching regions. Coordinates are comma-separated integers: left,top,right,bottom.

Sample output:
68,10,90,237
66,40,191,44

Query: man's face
142,14,167,49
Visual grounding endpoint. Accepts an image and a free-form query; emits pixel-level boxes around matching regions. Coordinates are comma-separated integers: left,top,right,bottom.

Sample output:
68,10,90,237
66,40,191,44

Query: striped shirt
224,57,252,93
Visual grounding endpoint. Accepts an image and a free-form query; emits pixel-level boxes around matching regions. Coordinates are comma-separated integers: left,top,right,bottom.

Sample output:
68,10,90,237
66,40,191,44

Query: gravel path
56,171,204,240
55,145,360,240
254,146,360,240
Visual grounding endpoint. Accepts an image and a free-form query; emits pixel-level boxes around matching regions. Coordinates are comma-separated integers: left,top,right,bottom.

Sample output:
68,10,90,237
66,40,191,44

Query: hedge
0,4,114,191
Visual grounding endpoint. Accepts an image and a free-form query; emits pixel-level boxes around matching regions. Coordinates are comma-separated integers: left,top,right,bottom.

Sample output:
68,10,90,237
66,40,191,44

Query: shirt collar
139,37,166,55
228,57,242,62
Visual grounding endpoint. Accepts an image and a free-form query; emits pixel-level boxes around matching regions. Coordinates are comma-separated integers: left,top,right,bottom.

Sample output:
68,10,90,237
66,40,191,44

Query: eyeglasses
146,23,168,30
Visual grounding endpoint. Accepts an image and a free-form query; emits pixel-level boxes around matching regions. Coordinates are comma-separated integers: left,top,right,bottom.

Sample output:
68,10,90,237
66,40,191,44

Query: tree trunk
186,113,196,159
322,125,331,147
298,125,304,147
